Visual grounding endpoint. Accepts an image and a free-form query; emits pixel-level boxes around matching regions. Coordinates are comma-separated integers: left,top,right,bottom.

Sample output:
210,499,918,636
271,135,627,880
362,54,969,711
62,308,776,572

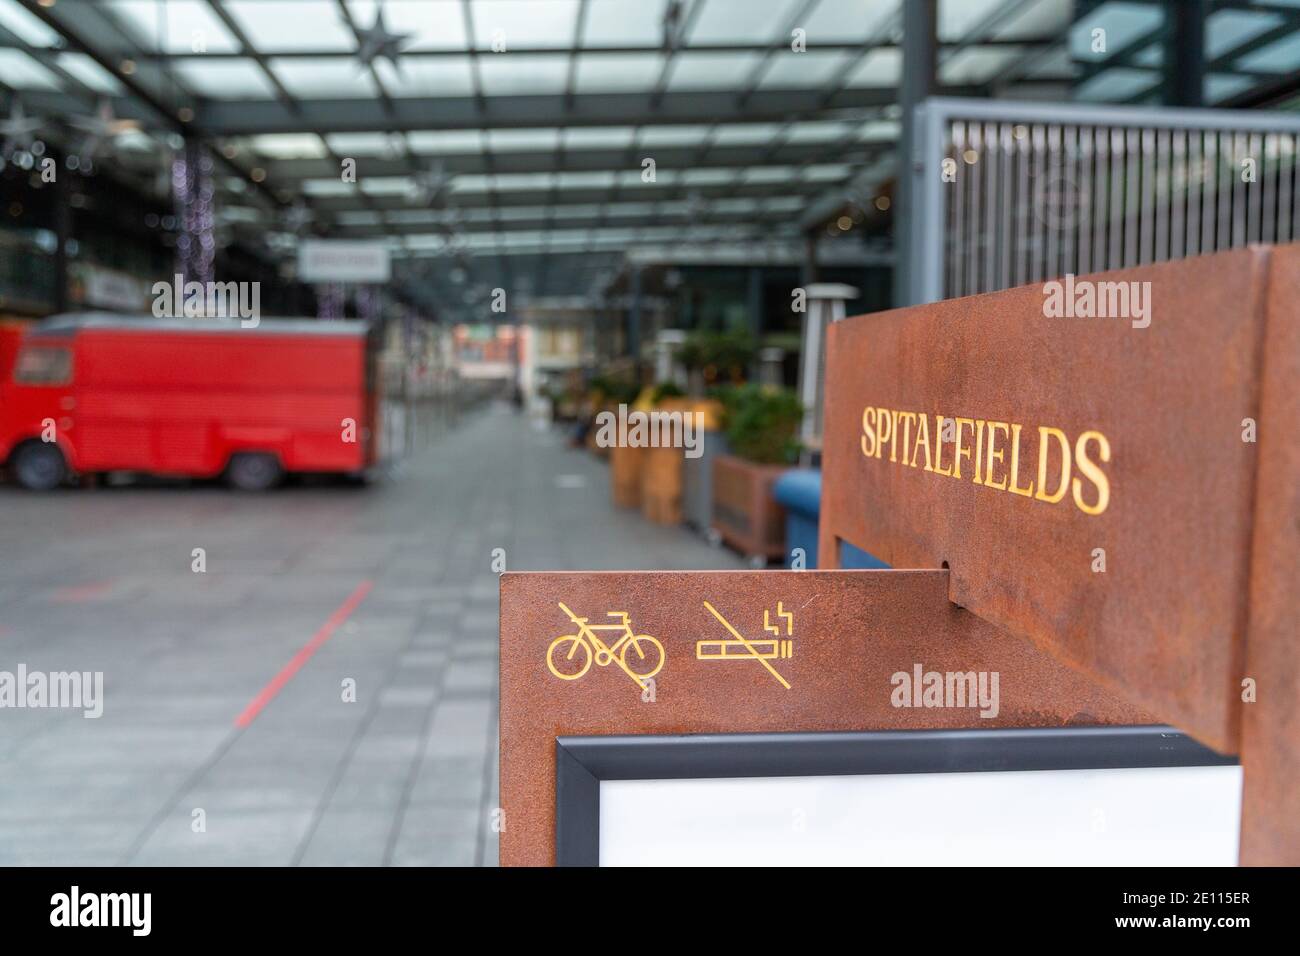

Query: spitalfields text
860,407,1110,516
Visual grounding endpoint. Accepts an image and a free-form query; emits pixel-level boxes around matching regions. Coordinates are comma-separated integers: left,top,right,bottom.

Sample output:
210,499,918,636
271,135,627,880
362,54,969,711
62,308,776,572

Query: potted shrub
711,385,802,566
710,329,758,384
678,335,707,397
680,329,757,395
586,373,638,459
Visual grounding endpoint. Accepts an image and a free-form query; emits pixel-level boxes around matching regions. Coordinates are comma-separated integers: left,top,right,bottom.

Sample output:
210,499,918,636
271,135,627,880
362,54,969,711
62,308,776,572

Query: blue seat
772,469,889,570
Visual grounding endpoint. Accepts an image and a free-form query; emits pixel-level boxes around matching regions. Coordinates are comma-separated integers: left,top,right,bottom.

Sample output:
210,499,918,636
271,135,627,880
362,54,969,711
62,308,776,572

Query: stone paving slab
0,404,746,865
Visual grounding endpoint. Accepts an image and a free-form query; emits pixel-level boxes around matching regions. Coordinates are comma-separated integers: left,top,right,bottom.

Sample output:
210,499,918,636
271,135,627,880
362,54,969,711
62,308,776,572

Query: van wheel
225,453,283,491
10,441,67,490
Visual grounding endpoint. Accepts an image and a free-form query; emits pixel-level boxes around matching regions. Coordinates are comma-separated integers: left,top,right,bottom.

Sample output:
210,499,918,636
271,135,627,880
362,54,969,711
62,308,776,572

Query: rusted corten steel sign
1238,243,1300,867
499,570,1151,867
819,244,1298,864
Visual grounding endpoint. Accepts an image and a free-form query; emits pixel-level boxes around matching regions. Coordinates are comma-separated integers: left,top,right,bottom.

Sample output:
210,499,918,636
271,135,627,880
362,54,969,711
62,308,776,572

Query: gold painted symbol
548,602,664,688
697,600,793,689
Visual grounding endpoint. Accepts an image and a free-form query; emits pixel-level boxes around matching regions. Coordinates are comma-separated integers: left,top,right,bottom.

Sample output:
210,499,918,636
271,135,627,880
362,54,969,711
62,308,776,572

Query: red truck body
0,314,381,485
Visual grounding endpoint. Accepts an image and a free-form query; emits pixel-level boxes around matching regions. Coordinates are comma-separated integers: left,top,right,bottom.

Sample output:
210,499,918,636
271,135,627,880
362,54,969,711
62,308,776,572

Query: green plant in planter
723,384,802,465
650,381,685,404
681,329,757,387
678,337,706,374
590,373,640,406
711,330,758,381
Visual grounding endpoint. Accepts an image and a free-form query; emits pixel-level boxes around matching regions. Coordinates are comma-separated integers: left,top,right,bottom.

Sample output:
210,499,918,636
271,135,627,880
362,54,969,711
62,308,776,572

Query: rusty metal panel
1239,243,1300,865
499,569,1152,867
819,247,1279,754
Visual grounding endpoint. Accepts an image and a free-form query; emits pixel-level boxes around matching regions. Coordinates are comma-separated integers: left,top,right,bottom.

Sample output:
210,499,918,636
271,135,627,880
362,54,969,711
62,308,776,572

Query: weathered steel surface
819,247,1281,755
1239,242,1300,865
499,569,1152,866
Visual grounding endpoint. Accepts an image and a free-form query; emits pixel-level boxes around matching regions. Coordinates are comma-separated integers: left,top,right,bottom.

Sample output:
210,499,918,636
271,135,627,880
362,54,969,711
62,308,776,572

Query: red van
0,314,382,490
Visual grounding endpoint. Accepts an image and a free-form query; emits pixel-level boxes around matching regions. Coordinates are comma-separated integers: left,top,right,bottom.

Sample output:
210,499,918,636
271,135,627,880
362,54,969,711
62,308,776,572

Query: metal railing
907,98,1300,305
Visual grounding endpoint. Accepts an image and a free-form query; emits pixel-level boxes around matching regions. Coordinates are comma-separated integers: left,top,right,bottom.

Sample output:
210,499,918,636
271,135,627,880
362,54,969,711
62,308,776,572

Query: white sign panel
600,765,1243,866
297,240,391,283
72,264,150,311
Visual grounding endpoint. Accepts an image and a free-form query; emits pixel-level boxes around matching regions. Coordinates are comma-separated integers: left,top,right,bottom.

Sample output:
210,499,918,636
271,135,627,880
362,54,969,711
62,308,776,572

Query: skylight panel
109,1,239,54
226,1,357,53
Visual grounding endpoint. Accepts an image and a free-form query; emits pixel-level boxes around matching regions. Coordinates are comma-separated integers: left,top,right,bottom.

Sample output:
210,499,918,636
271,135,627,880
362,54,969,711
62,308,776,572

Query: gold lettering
1008,424,1036,498
1034,426,1071,503
984,421,1009,490
860,407,876,458
898,412,915,465
875,407,892,459
914,412,932,470
857,404,1112,514
1072,430,1111,515
953,418,975,480
932,414,953,476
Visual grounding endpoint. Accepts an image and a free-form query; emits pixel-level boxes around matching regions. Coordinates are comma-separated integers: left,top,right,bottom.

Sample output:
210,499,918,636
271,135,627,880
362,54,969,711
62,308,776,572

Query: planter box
640,397,696,525
641,445,683,524
711,454,787,563
586,406,611,458
609,442,645,508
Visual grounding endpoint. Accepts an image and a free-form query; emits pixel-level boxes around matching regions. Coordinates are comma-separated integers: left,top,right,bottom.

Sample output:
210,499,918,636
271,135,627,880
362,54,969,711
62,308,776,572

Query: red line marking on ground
51,580,115,603
234,579,373,729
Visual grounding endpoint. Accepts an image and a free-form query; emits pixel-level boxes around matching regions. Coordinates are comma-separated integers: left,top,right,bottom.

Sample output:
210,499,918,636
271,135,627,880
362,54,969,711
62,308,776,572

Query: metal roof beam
192,87,962,135
306,179,849,213
115,38,1061,62
318,209,806,238
258,141,889,181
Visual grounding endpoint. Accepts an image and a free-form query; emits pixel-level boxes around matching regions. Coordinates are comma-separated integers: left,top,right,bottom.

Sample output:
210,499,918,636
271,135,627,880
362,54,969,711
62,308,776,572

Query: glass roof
0,48,60,89
225,1,358,52
0,0,59,46
574,53,666,92
171,59,278,98
110,0,240,53
56,52,128,95
468,0,582,48
1,0,1295,314
348,0,468,50
373,57,476,97
584,0,671,46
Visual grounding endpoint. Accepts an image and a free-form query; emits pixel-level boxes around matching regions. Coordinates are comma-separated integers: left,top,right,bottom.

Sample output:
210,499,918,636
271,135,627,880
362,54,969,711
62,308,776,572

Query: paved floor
0,404,743,865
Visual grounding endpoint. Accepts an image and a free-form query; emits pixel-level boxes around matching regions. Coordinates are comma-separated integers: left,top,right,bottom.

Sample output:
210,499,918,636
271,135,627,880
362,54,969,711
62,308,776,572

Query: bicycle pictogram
547,602,665,688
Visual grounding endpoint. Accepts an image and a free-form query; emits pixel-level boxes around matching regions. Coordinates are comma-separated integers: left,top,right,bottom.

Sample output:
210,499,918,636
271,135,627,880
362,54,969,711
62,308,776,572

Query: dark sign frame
555,726,1237,867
